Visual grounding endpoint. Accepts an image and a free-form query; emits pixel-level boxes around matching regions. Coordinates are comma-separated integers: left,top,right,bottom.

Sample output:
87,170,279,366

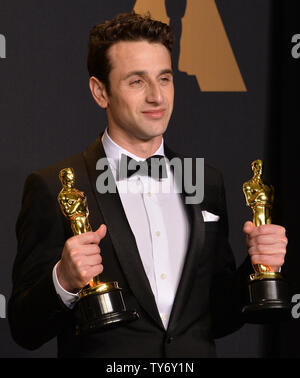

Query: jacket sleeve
8,172,72,350
209,170,253,338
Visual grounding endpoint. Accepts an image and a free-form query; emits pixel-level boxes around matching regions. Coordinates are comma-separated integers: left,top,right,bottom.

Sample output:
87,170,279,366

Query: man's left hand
243,221,288,272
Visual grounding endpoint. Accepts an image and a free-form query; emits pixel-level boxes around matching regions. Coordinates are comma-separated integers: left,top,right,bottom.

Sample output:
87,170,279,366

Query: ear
89,76,109,109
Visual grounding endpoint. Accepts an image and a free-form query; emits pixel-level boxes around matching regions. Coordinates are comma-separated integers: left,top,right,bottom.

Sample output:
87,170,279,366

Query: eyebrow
123,69,173,81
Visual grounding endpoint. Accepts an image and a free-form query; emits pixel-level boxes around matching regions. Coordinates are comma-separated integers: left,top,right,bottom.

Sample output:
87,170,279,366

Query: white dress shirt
53,128,190,329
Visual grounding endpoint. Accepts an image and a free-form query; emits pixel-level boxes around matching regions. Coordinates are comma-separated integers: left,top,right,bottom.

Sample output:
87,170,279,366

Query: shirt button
147,192,152,197
155,231,160,237
160,273,167,280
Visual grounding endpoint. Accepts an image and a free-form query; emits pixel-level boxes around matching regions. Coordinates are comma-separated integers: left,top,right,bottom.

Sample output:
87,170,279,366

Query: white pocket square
202,210,220,222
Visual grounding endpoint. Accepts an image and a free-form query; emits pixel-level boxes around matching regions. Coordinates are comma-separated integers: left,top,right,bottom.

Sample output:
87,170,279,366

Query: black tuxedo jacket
8,136,252,358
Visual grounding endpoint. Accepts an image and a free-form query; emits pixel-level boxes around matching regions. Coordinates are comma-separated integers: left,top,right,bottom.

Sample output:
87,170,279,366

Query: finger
243,221,255,235
73,231,103,245
250,253,285,268
75,264,104,288
86,264,104,280
69,249,99,266
95,224,107,241
247,234,288,247
248,246,287,260
67,245,100,265
79,244,101,256
249,224,286,237
248,242,287,256
85,253,102,267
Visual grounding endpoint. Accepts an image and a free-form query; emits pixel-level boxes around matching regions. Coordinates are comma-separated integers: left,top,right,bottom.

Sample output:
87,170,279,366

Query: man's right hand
56,224,107,293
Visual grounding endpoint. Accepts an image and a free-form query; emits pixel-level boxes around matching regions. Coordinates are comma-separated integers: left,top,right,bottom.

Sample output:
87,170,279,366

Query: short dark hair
87,12,174,93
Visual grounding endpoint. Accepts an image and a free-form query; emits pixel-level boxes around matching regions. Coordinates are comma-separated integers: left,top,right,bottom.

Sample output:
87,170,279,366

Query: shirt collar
101,127,165,179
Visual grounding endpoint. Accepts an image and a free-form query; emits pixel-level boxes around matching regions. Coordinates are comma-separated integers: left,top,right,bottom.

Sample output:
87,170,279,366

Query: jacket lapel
82,136,163,328
164,146,206,333
81,136,206,332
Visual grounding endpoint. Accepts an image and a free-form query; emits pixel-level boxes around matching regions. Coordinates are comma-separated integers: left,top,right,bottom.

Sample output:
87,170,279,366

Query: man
8,12,287,357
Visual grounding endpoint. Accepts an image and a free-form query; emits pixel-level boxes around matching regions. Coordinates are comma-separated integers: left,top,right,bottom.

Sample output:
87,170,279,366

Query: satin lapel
82,136,163,328
164,146,206,333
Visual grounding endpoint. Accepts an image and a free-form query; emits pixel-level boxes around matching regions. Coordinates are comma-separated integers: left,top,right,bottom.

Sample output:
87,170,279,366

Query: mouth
142,109,166,119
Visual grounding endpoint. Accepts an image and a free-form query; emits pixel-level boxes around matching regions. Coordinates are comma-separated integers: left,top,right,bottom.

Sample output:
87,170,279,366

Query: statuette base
74,281,139,335
242,278,291,323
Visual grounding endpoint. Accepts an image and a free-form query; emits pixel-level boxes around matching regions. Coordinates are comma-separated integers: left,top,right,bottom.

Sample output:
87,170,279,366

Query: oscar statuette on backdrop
57,167,138,335
242,160,290,323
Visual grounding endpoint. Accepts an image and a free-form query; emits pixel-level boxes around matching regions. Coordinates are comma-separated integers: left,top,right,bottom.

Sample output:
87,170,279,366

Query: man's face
104,40,174,142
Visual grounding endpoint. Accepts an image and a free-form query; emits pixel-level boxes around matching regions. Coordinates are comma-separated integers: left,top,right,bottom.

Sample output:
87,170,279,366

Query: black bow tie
119,154,167,180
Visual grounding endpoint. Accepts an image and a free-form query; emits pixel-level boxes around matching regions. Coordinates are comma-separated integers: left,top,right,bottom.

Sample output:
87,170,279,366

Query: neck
107,128,163,159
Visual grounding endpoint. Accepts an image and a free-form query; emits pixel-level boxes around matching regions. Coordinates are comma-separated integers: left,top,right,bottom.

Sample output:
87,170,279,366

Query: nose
146,82,163,105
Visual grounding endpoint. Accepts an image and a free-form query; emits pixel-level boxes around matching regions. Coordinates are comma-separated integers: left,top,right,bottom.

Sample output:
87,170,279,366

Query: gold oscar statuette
58,168,138,335
242,160,290,322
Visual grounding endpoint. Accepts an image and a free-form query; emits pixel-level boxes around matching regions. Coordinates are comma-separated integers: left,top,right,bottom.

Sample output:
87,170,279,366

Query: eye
129,79,144,87
160,75,172,85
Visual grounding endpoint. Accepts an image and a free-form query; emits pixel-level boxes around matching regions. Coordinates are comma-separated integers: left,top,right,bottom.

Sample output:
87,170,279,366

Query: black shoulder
29,151,85,197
